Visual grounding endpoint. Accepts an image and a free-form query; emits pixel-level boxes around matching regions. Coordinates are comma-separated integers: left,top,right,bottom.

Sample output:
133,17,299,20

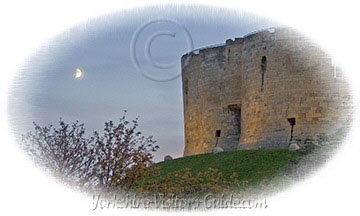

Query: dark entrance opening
215,130,221,147
228,104,242,147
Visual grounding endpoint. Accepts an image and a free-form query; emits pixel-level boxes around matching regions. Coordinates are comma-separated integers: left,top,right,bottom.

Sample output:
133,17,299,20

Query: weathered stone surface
181,27,352,157
164,155,173,161
289,140,301,151
212,147,224,154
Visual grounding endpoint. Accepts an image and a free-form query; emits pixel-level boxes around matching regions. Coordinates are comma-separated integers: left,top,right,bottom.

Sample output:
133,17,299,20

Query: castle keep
181,27,351,156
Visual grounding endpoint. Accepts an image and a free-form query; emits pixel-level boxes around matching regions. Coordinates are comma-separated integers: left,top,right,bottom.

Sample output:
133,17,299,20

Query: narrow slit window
227,49,231,64
260,56,267,91
261,56,267,71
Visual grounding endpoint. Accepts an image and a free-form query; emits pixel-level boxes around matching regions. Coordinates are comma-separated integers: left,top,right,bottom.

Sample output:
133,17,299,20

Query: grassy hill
154,149,300,197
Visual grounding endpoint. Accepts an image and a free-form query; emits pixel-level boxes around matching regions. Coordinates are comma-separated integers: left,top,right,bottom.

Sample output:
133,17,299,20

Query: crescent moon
75,68,82,78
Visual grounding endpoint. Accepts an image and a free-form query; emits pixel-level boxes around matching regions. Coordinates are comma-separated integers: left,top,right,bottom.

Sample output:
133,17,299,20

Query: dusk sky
8,5,278,162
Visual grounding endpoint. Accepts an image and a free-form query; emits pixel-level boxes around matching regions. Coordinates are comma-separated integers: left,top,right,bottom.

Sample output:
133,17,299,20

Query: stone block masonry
181,27,352,156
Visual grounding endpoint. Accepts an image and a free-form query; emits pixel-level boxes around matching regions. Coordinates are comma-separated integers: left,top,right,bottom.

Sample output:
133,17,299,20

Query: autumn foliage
20,111,159,192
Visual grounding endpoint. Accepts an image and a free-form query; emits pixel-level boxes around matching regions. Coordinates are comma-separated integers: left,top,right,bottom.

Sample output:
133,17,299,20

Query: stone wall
182,27,352,157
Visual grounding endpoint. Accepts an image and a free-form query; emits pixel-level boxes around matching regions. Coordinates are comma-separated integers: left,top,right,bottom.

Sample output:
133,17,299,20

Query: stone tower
181,27,351,156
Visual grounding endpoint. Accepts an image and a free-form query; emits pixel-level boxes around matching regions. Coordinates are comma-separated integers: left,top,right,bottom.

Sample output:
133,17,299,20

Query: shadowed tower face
181,27,352,156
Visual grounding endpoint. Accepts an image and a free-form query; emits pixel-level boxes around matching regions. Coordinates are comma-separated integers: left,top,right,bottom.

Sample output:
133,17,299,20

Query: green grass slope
155,149,300,196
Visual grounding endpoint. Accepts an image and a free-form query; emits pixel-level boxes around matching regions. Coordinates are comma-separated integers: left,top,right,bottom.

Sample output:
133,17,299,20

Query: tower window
227,49,231,64
215,130,221,137
261,56,267,71
260,56,267,92
288,118,296,143
287,118,296,126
